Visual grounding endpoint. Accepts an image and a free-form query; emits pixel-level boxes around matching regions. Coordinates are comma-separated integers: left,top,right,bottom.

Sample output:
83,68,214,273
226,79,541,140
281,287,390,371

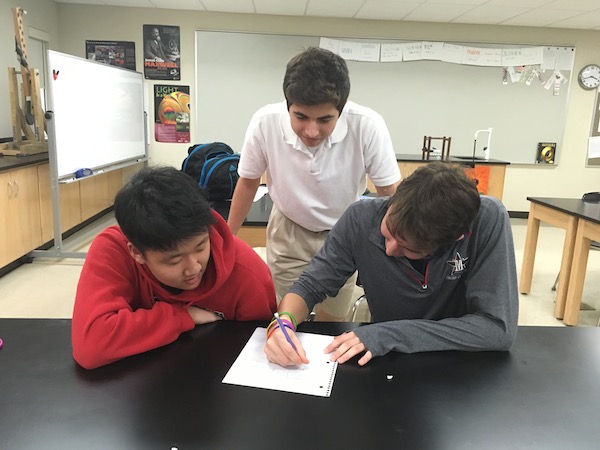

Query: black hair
114,166,215,253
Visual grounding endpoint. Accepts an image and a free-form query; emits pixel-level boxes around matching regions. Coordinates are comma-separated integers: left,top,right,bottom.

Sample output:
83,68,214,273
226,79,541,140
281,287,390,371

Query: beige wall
3,2,600,211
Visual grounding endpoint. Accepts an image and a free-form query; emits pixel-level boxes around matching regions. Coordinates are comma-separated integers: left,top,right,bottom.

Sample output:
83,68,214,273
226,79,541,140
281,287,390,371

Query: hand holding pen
265,312,309,367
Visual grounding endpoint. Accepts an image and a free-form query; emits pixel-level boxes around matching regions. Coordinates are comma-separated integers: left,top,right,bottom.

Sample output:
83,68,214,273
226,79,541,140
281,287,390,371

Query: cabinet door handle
7,180,13,198
13,180,19,197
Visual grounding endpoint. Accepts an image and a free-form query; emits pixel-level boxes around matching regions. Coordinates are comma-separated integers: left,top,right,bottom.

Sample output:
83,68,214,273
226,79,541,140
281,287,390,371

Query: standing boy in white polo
228,47,400,321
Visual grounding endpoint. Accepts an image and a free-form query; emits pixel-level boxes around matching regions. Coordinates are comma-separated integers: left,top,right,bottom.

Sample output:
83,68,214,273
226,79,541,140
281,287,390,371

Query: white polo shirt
238,100,400,231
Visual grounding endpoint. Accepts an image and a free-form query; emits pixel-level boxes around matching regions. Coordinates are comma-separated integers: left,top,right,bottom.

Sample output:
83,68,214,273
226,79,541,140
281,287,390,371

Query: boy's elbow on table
72,340,115,370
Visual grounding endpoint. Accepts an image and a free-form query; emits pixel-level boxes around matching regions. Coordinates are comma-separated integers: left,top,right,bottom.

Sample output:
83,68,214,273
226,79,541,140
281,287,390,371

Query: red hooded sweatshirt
72,211,276,369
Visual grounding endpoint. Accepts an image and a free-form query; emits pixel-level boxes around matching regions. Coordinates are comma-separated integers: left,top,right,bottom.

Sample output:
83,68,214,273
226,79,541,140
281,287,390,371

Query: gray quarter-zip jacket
289,196,518,357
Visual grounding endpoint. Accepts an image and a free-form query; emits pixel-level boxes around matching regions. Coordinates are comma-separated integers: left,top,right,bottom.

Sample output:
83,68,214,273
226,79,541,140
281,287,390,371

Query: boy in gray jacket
265,162,518,367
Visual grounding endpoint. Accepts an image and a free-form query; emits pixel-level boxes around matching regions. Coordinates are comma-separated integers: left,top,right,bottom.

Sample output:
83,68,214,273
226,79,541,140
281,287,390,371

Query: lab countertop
396,153,510,165
0,152,49,172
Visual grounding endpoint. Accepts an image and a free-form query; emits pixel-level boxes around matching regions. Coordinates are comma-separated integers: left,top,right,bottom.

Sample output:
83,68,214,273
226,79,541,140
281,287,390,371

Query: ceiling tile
355,1,421,21
150,0,205,10
547,0,600,10
254,0,308,16
549,10,600,29
200,0,255,14
415,0,486,4
306,0,366,18
53,0,112,4
501,9,585,27
105,0,153,6
403,3,479,23
485,0,556,7
454,5,532,24
49,0,600,30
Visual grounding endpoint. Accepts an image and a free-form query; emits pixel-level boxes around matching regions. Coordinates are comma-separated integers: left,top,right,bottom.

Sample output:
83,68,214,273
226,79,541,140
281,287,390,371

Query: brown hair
386,162,481,251
283,47,350,113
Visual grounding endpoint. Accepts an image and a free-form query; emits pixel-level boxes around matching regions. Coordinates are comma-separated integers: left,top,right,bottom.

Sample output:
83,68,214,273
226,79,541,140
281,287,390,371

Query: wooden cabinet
79,168,130,221
367,160,507,201
395,161,507,201
237,227,267,248
0,166,43,267
1,161,141,269
107,169,124,205
38,164,128,237
80,174,111,222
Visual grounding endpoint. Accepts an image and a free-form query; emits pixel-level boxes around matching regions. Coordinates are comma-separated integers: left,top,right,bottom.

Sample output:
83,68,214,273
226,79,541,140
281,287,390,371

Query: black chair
351,276,371,322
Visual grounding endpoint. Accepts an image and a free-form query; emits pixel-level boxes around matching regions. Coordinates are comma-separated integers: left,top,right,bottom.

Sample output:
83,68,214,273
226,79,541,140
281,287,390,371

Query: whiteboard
47,50,146,178
195,31,572,164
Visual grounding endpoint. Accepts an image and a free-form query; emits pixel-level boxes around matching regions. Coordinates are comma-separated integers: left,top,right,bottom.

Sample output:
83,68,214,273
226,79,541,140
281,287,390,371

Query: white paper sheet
588,136,600,159
222,327,338,397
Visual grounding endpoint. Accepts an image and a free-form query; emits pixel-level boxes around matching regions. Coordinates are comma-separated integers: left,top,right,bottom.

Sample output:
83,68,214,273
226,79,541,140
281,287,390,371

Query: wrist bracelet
277,317,294,331
266,318,279,334
266,325,279,341
266,321,294,341
279,311,298,329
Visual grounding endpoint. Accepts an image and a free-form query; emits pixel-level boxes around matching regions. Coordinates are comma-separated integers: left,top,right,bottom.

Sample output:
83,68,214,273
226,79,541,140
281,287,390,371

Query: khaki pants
266,204,357,320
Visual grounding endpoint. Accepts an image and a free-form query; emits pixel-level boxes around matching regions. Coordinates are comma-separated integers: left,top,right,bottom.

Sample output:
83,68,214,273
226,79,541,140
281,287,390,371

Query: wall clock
578,64,600,90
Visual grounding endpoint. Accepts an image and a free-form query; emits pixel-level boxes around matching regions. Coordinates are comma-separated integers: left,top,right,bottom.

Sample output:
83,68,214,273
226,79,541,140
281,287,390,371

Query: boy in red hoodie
72,166,276,369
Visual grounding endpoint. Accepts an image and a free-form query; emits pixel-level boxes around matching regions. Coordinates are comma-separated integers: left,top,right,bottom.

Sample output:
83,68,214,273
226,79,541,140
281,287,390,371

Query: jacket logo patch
446,252,468,279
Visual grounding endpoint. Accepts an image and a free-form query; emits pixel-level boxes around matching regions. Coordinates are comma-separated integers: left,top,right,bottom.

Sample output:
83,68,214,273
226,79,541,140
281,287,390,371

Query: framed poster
85,40,136,71
143,25,180,80
536,142,556,164
154,84,190,143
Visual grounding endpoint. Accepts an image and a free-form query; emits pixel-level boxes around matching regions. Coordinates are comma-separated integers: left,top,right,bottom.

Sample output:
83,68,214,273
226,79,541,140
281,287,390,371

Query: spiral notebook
222,327,338,397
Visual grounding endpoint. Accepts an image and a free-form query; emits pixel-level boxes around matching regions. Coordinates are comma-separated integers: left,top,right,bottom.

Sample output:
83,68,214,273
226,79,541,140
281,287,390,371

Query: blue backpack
181,142,240,202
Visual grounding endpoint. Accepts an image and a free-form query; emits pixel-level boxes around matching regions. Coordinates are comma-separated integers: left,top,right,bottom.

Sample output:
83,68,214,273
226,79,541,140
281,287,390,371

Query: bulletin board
195,31,573,164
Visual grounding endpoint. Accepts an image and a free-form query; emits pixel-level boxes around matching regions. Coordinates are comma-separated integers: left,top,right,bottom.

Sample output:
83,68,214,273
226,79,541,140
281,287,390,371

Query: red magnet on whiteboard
53,69,59,80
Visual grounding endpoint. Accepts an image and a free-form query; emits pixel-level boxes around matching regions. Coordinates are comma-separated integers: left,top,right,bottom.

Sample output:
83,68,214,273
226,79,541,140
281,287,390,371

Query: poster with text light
154,85,190,143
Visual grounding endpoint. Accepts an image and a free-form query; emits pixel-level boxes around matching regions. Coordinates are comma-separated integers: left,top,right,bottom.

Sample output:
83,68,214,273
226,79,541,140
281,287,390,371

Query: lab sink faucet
473,128,493,160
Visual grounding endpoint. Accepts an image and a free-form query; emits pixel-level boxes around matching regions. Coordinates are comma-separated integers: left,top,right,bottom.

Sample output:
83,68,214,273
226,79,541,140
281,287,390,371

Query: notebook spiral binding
324,361,338,397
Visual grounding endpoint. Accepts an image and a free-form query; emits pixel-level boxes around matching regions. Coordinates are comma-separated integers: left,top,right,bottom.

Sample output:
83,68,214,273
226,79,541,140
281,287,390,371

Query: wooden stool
422,136,451,160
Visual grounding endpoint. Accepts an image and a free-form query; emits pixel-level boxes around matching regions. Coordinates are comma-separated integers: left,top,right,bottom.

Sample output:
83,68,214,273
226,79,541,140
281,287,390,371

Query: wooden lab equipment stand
422,136,451,160
0,6,47,156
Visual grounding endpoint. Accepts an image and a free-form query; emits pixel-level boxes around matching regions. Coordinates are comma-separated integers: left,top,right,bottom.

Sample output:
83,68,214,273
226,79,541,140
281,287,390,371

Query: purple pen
274,312,297,352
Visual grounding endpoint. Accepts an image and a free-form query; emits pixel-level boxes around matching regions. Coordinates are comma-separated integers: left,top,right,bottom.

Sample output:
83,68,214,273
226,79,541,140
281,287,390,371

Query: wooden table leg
563,220,600,325
553,215,578,319
519,204,541,294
